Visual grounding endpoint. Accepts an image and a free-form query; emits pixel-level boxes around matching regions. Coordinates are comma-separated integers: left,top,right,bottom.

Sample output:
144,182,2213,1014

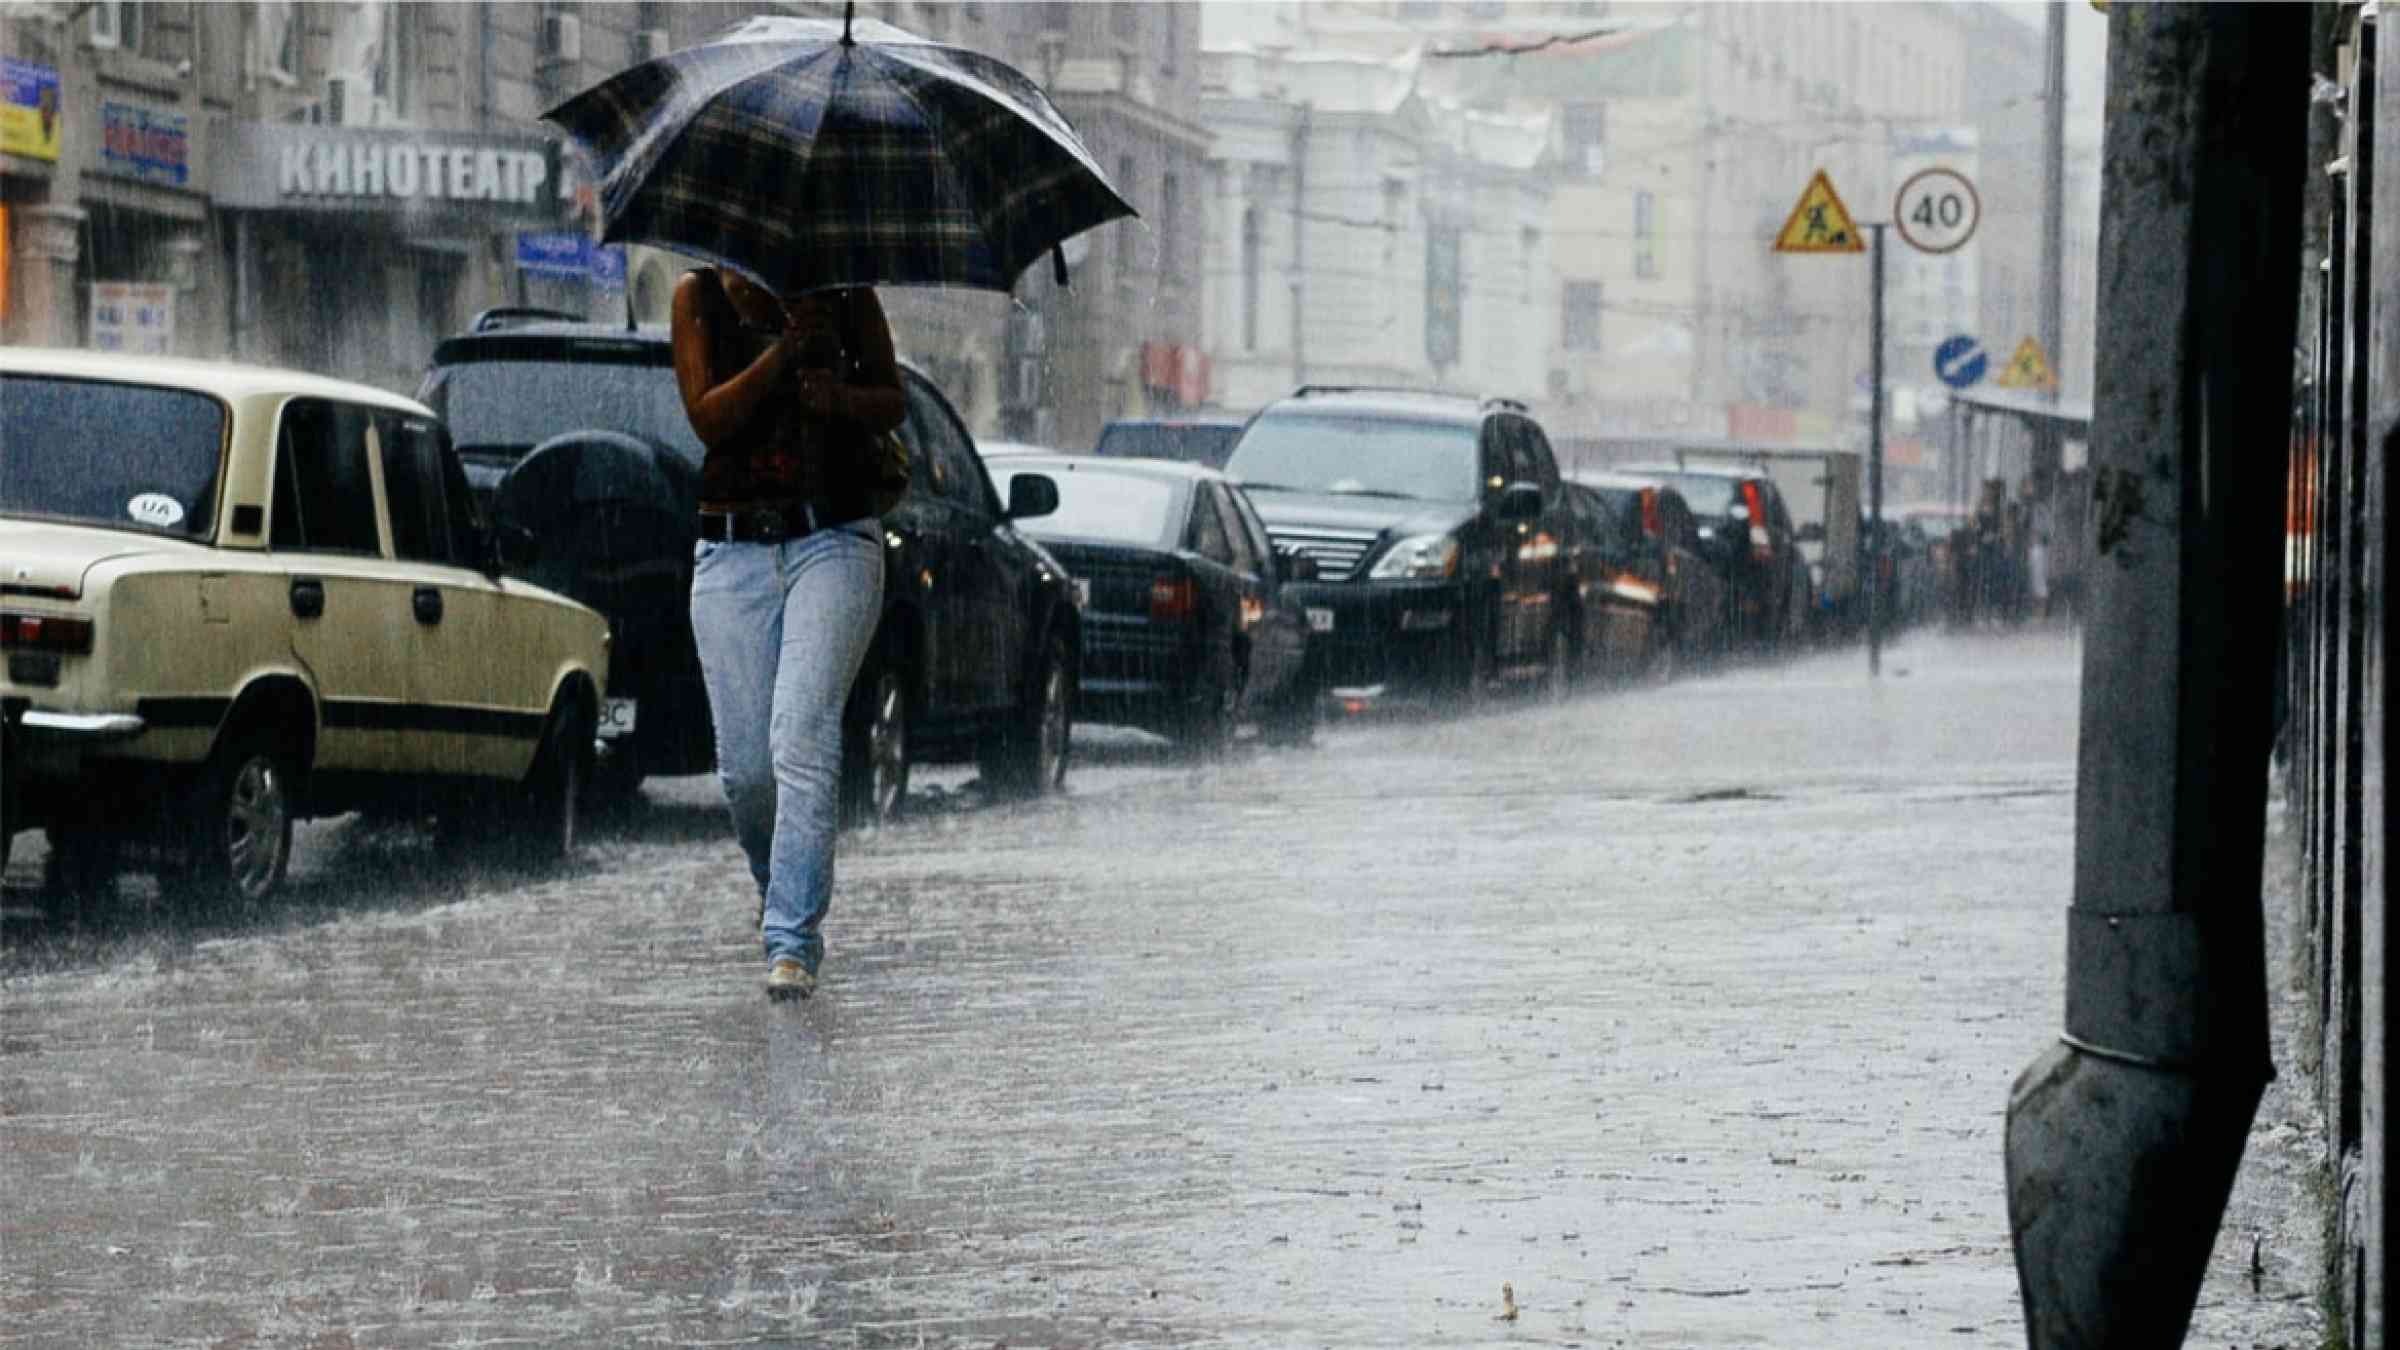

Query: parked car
1622,461,1811,654
417,308,1081,824
1,349,613,906
1569,472,1732,674
1555,481,1664,683
1222,386,1580,707
418,310,709,798
983,454,1322,749
1094,414,1249,468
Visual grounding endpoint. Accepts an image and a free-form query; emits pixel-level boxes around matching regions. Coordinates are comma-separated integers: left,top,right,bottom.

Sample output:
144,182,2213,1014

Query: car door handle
413,586,444,625
289,577,324,620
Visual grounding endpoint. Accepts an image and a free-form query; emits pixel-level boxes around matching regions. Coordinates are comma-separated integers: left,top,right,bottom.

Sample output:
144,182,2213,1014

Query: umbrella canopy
543,12,1136,297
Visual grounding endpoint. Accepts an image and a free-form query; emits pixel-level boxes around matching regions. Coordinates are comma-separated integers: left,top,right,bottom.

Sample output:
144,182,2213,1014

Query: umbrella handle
843,1,855,46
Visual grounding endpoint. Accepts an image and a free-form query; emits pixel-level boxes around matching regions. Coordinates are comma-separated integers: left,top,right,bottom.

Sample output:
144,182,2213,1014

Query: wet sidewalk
1,630,2327,1346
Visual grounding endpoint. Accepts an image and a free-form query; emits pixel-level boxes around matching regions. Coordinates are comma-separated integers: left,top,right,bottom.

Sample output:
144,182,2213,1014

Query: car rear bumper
1077,618,1201,731
1283,578,1465,700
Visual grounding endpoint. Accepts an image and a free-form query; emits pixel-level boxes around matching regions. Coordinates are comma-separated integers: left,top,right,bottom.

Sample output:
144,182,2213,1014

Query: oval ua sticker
127,493,186,528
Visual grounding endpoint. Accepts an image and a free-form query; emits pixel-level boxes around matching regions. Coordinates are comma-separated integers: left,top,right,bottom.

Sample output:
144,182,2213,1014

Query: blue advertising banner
100,101,190,187
589,244,626,292
514,231,590,277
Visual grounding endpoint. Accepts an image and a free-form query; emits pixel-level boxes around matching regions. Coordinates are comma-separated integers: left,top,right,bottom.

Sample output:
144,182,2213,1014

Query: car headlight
1368,533,1460,580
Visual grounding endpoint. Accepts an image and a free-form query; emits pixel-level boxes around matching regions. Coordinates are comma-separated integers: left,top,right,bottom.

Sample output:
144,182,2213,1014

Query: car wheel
1542,618,1574,703
1441,624,1493,713
512,691,591,866
1180,648,1243,757
988,632,1073,796
1260,662,1323,749
583,738,646,810
1646,621,1680,686
178,728,297,908
842,661,910,827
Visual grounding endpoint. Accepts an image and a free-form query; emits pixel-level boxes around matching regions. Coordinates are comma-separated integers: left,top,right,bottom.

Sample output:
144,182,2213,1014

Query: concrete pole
1867,222,1885,676
2002,6,2308,1347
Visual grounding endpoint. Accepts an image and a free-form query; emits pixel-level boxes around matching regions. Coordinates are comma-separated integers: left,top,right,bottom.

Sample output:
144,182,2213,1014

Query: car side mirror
1277,547,1320,582
1497,482,1543,522
1005,472,1060,520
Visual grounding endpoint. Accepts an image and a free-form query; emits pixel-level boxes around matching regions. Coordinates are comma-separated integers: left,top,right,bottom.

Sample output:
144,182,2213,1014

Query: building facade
0,0,1188,448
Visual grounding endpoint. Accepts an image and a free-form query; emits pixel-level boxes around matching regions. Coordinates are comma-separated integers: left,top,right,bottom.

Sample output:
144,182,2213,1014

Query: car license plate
598,697,639,739
1307,607,1335,633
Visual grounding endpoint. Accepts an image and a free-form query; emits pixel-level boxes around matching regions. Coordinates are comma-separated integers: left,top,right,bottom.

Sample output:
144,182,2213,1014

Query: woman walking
672,266,906,1000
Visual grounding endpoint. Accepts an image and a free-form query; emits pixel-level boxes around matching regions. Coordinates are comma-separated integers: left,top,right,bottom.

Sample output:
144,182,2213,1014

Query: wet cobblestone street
2,632,2327,1347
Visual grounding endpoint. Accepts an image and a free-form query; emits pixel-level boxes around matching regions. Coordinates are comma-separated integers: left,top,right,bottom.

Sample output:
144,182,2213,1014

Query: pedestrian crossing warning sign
1995,336,2059,389
1773,170,1865,253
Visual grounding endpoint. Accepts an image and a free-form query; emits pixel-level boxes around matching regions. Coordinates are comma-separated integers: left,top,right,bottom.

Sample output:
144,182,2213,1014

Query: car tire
583,738,646,810
1259,662,1323,749
841,660,910,828
511,691,591,867
1440,623,1493,713
985,632,1073,797
177,727,297,909
1179,647,1242,758
1542,616,1575,704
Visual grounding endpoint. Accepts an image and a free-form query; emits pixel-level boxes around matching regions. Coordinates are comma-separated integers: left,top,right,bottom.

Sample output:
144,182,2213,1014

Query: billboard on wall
90,282,175,355
1,57,61,163
100,101,190,187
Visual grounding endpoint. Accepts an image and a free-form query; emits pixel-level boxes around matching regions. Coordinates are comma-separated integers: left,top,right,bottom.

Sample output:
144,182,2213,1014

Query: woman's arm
671,271,796,451
825,288,907,434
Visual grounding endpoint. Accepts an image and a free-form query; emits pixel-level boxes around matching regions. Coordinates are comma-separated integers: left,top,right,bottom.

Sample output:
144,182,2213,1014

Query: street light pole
1867,221,1886,677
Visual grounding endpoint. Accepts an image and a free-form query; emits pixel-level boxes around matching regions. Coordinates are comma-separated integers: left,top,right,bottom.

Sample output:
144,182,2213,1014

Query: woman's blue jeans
689,522,884,974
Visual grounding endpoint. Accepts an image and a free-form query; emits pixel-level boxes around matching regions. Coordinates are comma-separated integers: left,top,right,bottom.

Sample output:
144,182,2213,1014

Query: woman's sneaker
765,958,816,1001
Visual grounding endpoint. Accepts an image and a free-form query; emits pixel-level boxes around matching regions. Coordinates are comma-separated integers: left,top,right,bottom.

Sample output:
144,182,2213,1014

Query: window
1210,486,1261,577
1521,420,1563,496
1240,207,1261,352
0,376,224,539
1160,173,1181,273
89,1,142,52
1634,190,1659,280
1115,155,1138,275
373,2,415,119
271,400,382,555
1563,282,1602,352
1425,226,1462,368
1563,102,1606,176
904,378,989,512
377,412,456,565
1187,487,1234,565
253,0,300,87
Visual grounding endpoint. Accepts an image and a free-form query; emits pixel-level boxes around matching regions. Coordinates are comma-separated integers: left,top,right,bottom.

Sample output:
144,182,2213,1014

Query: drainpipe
2001,5,2308,1347
1290,101,1309,389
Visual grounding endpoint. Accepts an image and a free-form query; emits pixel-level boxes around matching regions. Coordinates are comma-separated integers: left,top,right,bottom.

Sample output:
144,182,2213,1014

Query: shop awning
1949,387,2093,435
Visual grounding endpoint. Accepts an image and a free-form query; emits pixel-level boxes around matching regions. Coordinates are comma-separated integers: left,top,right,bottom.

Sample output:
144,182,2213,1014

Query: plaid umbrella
543,11,1136,297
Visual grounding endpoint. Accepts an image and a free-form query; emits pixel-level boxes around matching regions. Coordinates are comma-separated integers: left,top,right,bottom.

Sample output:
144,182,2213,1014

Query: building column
14,203,84,347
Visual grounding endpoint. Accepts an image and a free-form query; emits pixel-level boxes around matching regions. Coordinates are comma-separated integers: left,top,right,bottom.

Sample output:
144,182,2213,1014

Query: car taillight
1742,482,1772,561
1150,577,1196,622
0,612,93,654
1641,490,1662,538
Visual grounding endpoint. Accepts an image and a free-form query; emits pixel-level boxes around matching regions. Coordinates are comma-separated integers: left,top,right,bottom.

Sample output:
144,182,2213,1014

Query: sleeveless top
689,268,876,515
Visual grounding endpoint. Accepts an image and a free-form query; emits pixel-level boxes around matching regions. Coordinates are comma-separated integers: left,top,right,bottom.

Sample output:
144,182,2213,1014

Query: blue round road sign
1934,335,1988,389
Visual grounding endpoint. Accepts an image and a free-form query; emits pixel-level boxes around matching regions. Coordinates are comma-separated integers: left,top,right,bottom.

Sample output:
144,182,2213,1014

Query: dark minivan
418,310,1082,820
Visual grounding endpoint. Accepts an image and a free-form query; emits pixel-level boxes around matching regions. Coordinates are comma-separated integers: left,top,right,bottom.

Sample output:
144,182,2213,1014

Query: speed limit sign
1893,167,1981,254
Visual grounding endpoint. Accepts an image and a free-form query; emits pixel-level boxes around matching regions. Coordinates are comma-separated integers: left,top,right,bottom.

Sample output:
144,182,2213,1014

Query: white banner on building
90,281,175,355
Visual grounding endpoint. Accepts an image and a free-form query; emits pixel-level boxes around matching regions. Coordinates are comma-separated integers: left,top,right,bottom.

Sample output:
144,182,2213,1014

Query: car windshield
1651,472,1741,516
1224,414,1479,503
0,375,225,540
1095,422,1242,465
426,357,705,468
994,466,1179,547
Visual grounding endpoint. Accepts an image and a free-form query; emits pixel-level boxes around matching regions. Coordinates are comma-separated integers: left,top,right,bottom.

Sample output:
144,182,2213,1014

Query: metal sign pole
1868,222,1886,676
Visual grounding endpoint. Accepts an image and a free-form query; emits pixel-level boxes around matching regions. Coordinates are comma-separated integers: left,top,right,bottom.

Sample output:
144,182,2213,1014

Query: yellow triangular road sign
1773,170,1866,254
1995,336,2058,389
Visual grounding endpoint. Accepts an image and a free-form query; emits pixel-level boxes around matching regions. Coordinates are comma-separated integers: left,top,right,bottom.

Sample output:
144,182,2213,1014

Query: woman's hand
791,365,839,418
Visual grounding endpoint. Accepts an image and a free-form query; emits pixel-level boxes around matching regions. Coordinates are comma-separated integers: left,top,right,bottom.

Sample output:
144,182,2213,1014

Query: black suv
1221,386,1579,707
417,309,1082,819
